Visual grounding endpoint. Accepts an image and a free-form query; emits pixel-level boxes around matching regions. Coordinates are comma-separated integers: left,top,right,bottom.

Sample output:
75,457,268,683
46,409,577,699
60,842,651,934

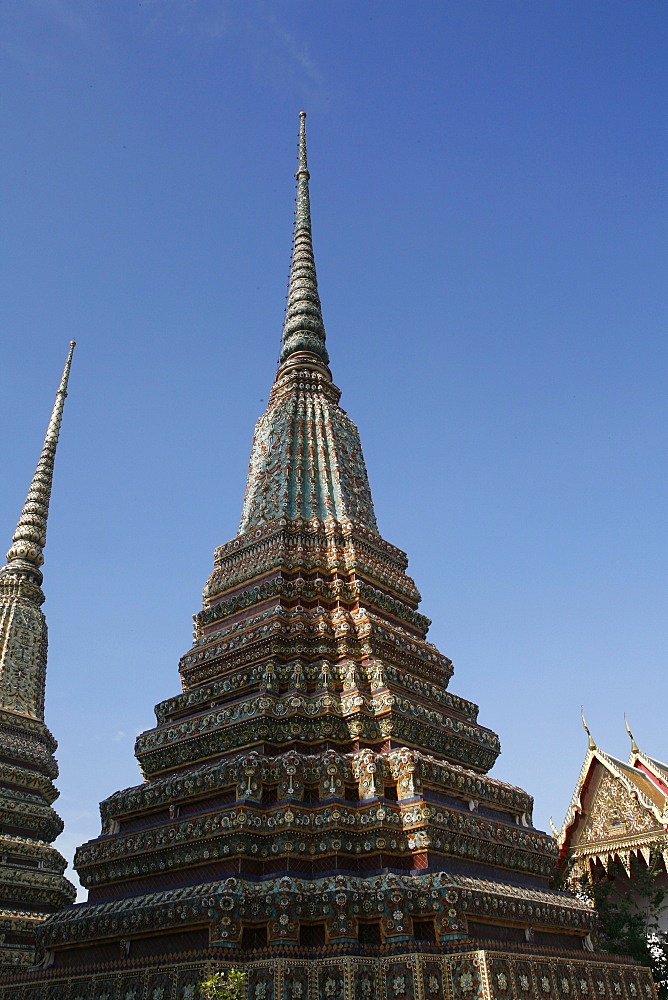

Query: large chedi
3,118,655,999
0,344,77,971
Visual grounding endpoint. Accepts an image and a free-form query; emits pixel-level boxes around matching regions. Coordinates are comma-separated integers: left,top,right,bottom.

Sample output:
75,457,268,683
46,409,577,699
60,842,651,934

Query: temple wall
0,949,656,1000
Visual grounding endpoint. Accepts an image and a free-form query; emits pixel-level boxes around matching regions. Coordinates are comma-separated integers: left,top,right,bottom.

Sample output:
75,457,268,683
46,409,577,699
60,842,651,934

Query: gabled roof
633,750,668,797
558,723,668,874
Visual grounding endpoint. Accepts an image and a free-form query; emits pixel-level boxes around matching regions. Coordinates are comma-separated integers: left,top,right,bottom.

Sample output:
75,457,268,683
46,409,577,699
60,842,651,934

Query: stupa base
0,947,655,999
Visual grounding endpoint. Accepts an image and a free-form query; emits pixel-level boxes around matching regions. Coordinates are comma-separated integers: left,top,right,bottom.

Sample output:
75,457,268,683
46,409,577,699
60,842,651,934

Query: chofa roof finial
581,707,596,751
624,713,640,755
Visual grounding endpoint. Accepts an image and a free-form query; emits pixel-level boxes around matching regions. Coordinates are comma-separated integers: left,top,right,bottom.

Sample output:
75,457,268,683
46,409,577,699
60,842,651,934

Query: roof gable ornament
581,707,596,751
624,713,640,755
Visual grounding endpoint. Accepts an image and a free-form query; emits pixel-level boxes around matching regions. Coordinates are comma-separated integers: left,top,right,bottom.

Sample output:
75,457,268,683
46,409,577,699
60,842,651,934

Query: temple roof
238,115,378,535
558,721,668,873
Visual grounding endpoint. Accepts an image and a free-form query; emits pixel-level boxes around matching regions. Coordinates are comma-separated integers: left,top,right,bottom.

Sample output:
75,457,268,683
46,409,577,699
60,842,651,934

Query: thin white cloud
137,0,318,86
139,0,230,41
0,36,34,72
0,0,98,68
199,9,230,40
264,9,322,86
28,0,93,41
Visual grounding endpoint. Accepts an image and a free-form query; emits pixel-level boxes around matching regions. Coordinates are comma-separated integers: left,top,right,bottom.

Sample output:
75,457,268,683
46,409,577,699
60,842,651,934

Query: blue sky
1,1,666,896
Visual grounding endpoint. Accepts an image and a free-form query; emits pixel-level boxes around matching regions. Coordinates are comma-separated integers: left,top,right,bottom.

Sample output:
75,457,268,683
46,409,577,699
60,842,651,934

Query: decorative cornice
38,869,597,951
100,749,533,828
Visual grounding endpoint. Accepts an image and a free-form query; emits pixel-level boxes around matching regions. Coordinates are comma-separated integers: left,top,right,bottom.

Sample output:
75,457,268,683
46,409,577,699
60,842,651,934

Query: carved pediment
575,766,660,848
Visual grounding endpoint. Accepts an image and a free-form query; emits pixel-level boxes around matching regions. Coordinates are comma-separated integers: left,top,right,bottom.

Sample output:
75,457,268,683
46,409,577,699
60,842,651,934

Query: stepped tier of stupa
0,117,654,1000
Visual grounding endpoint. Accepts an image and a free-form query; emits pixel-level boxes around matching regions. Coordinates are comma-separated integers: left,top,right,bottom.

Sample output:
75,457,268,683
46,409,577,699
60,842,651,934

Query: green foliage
198,968,246,1000
566,849,668,999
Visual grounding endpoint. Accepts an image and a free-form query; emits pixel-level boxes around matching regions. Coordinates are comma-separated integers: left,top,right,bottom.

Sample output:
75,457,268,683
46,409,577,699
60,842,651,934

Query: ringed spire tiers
2,341,75,598
0,343,76,971
279,111,329,369
239,115,376,533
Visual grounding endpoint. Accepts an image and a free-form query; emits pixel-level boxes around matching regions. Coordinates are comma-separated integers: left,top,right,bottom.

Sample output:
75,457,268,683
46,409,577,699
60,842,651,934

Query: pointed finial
625,714,640,755
2,342,76,588
278,111,329,370
297,110,308,181
549,816,559,838
581,707,596,751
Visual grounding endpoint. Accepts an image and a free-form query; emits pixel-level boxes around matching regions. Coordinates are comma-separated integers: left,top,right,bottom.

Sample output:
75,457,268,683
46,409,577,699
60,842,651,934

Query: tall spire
278,111,329,368
239,114,376,534
0,342,77,964
2,341,75,594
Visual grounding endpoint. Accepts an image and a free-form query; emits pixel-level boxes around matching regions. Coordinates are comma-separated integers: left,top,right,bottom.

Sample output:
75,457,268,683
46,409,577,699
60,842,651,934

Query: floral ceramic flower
520,975,530,990
428,975,440,994
579,981,589,995
542,977,551,992
324,978,337,997
460,971,474,991
562,979,570,994
392,976,407,995
497,972,508,990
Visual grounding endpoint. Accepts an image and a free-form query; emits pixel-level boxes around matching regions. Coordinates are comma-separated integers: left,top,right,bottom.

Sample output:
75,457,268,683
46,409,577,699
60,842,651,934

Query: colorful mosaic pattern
0,952,656,999
239,370,378,532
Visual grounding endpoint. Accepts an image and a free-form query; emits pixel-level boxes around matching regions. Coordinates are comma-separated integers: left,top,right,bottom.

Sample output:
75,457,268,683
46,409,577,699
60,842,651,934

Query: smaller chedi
558,717,668,933
0,344,77,970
